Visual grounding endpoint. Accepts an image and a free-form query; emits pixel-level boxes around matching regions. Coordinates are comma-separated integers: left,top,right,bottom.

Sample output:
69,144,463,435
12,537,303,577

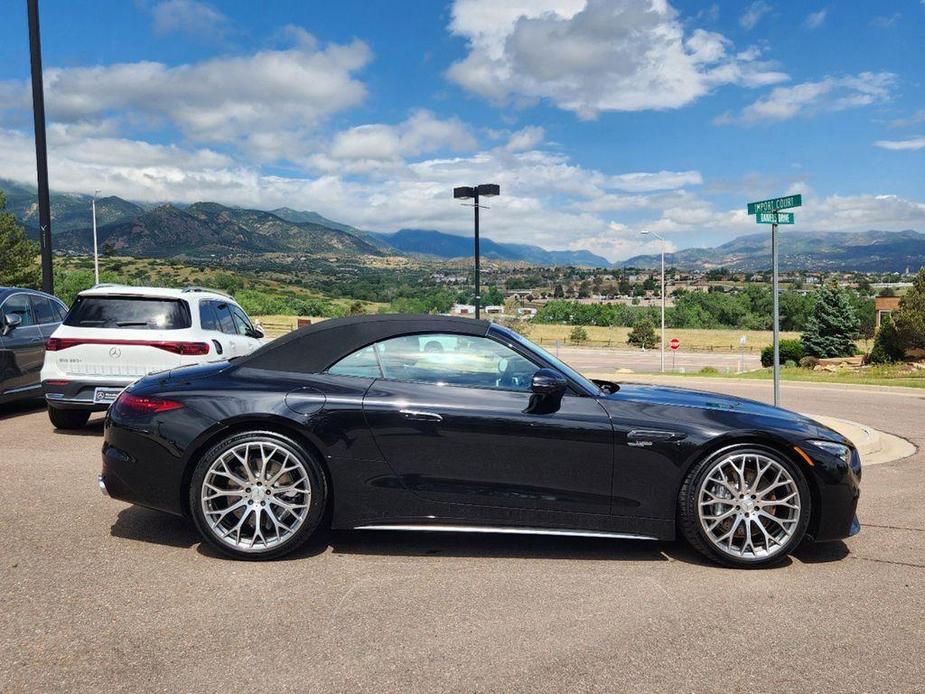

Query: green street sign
756,212,794,224
747,194,802,215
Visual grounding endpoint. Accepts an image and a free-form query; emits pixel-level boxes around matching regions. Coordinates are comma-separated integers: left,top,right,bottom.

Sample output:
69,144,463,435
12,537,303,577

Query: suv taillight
112,392,184,417
45,338,209,355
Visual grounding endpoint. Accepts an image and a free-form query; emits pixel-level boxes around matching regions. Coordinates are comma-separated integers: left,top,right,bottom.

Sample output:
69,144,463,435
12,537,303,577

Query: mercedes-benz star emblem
109,347,122,359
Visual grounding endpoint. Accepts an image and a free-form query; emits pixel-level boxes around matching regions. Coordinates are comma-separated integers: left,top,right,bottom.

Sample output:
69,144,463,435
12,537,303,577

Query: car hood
606,382,831,431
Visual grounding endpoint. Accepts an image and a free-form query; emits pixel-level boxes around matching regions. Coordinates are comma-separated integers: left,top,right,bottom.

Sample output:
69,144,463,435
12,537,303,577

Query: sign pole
473,189,480,320
771,217,780,406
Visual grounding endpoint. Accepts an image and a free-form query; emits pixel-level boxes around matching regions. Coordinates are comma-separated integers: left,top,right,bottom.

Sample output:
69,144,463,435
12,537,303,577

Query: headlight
807,440,850,463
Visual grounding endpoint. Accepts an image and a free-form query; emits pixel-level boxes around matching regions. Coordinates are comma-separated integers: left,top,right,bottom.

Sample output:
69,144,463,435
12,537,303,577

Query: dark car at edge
0,287,69,405
100,315,861,567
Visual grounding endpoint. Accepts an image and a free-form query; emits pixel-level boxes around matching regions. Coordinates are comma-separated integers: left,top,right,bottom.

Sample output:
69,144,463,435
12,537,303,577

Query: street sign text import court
756,212,794,224
747,194,802,215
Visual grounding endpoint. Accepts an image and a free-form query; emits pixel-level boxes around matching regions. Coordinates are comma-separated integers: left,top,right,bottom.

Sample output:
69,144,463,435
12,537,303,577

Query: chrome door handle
399,409,443,422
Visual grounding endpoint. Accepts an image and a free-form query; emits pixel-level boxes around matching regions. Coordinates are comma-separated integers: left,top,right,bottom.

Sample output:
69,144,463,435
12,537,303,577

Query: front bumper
806,445,862,542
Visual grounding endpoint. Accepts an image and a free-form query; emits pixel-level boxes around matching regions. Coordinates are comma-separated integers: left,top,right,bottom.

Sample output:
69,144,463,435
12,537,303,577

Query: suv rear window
64,296,192,330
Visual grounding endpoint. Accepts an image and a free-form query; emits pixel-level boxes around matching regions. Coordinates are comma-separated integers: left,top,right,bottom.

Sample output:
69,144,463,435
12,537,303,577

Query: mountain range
620,229,925,272
373,229,611,267
2,178,923,271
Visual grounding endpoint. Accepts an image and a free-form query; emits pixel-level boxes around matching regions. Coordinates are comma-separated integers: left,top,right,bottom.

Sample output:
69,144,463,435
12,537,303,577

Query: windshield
64,296,192,330
489,324,600,396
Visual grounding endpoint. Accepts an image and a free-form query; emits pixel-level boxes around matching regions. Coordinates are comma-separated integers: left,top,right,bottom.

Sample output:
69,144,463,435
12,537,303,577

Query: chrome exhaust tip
98,474,109,496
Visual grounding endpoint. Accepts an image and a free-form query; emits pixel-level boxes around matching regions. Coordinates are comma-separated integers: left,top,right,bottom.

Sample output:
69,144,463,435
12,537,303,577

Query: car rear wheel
189,431,327,560
47,406,91,430
678,445,811,568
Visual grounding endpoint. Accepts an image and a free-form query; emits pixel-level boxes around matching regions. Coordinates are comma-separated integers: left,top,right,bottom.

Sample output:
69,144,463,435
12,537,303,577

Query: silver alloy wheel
697,452,801,560
200,440,311,552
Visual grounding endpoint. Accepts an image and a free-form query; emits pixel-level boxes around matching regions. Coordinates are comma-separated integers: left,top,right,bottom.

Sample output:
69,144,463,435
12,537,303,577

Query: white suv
42,285,264,429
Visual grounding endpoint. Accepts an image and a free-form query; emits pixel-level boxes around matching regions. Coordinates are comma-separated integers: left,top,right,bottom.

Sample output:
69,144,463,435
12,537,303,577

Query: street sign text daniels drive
747,194,802,215
756,212,794,224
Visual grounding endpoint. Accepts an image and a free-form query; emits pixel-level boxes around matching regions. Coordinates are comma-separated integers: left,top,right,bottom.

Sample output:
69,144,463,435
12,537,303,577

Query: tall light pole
641,229,666,373
92,189,101,284
453,184,500,319
27,0,53,293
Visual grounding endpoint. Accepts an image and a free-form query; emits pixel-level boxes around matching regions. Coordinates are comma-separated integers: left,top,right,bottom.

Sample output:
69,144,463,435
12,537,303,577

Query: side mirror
247,327,265,339
2,313,22,336
531,368,567,396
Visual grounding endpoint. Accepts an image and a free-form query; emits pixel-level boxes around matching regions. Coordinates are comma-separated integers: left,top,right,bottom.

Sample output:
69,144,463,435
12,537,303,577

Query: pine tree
890,267,925,353
0,191,41,289
801,283,860,358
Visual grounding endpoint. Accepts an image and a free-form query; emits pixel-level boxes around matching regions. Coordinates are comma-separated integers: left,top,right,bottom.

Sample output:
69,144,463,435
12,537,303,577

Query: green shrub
869,319,905,363
569,325,588,344
699,366,719,374
760,339,804,367
784,359,798,368
627,318,657,349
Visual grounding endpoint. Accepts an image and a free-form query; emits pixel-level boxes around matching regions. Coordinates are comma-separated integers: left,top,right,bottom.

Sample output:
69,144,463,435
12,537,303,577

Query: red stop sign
669,338,680,351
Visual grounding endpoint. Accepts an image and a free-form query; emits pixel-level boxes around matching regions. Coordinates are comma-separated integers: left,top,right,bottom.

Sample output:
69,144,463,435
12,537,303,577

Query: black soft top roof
238,314,492,374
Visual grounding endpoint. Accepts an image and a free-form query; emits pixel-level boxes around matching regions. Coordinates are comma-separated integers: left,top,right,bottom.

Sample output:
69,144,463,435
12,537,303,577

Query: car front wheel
189,431,327,560
47,405,91,430
678,445,811,568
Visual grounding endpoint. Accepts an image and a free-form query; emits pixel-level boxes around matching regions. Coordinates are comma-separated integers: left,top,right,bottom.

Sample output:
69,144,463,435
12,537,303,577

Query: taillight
45,338,209,355
112,392,184,417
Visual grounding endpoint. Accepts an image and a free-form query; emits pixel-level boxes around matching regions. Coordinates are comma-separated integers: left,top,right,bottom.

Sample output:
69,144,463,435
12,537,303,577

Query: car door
0,293,45,395
353,333,614,515
198,300,229,359
213,301,243,357
229,304,262,354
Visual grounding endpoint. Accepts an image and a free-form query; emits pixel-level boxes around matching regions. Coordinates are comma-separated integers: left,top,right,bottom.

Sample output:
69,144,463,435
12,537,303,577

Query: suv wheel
47,406,91,430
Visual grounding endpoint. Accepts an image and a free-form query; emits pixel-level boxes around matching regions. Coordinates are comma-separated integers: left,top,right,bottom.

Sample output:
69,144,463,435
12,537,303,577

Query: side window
214,302,236,335
199,301,218,331
54,301,69,322
230,305,253,336
375,333,538,391
30,295,57,324
1,294,36,327
327,345,381,378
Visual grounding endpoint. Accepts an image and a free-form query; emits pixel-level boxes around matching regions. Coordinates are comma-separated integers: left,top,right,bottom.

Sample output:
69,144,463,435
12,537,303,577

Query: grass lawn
522,324,802,353
658,365,925,389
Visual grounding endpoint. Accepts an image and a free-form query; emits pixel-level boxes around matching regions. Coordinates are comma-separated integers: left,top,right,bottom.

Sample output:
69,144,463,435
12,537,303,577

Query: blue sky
1,0,923,260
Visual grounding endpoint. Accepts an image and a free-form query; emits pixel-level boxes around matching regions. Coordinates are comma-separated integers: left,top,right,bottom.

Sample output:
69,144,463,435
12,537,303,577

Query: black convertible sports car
101,315,861,567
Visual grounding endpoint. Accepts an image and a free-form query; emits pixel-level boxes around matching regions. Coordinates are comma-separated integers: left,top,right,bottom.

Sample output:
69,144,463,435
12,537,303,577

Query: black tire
189,430,328,560
678,445,811,568
47,405,91,430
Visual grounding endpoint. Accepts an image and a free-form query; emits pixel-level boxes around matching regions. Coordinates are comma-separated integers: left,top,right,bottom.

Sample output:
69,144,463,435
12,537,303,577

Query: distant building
485,305,504,315
452,303,476,315
516,307,538,319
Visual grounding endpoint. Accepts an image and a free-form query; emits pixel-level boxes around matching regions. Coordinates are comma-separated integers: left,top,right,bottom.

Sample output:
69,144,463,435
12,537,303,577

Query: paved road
1,379,923,693
553,345,761,374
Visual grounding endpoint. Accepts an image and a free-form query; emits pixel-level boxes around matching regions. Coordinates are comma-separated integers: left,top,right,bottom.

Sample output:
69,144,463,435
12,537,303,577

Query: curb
804,414,917,466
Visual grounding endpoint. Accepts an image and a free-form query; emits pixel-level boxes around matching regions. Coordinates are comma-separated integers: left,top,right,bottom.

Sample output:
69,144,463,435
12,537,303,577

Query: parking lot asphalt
1,378,923,693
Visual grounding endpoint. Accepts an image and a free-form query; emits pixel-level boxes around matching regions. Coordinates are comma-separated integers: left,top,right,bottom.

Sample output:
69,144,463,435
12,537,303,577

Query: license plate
94,387,123,405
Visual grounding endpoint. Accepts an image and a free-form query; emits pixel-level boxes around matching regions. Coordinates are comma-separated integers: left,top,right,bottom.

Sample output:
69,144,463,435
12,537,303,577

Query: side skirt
353,523,658,541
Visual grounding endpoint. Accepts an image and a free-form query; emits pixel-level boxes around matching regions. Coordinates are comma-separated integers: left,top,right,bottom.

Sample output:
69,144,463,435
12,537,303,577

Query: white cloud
804,9,827,29
505,126,545,152
446,0,788,118
310,111,477,173
609,170,703,192
0,32,371,148
874,137,925,151
146,0,233,42
740,1,772,30
724,71,896,124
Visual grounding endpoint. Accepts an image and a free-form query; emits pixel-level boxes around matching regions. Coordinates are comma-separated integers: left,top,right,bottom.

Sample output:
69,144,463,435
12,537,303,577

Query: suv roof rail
181,285,232,299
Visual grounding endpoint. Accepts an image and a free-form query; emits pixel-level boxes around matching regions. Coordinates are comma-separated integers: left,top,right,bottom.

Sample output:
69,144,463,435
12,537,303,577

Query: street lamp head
453,186,475,200
640,230,650,236
476,183,500,197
